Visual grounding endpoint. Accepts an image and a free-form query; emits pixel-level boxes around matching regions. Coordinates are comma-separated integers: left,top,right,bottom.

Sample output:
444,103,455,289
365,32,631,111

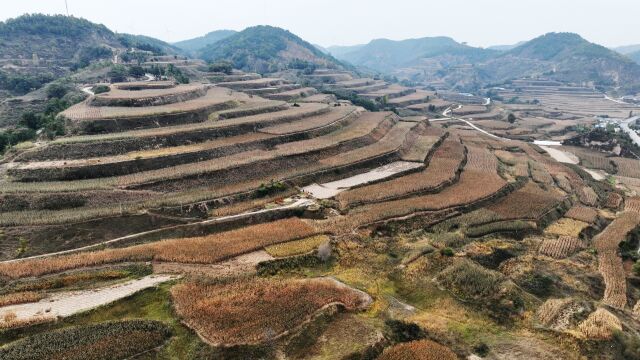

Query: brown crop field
170,277,370,346
612,157,640,178
336,135,464,207
0,218,316,278
332,145,506,228
377,339,457,360
62,87,236,121
593,212,640,308
486,181,564,221
538,236,585,259
564,205,598,223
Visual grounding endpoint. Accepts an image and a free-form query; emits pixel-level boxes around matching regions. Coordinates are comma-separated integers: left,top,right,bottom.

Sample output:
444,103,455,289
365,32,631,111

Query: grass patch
265,235,329,258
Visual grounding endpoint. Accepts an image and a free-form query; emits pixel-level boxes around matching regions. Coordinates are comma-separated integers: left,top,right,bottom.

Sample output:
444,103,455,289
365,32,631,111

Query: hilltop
328,36,498,73
198,25,346,73
173,30,237,55
486,33,640,88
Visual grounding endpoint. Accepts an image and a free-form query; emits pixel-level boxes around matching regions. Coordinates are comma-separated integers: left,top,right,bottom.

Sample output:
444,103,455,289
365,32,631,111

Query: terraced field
3,73,640,359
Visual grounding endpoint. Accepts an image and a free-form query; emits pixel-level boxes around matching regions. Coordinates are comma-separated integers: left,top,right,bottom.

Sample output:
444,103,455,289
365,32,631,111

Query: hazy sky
1,0,638,48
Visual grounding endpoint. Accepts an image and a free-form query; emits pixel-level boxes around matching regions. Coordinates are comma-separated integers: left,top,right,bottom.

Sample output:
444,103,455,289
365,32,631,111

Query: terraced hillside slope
1,72,640,360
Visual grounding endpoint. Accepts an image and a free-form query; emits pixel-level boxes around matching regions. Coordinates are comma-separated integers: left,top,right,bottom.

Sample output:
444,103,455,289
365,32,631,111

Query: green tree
508,113,517,123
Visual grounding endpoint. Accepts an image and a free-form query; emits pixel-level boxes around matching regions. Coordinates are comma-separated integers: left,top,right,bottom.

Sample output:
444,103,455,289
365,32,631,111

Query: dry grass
0,315,54,330
538,236,585,259
577,308,622,340
536,298,585,331
170,277,370,346
377,339,457,360
336,135,464,207
0,291,44,307
0,218,316,279
265,235,330,258
545,218,589,237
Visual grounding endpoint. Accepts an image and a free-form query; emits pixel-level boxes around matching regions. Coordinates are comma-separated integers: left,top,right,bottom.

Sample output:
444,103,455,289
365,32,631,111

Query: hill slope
198,26,346,73
173,30,237,54
484,33,640,87
0,14,180,64
329,36,498,72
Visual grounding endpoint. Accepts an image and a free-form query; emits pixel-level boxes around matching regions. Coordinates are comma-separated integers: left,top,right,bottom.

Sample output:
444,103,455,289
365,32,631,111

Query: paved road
620,116,640,147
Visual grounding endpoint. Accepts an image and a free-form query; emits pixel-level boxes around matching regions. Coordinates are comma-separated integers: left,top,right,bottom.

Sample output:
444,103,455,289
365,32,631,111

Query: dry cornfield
377,339,457,360
486,181,564,221
0,218,317,278
593,212,640,308
564,205,599,223
538,236,585,259
170,277,370,346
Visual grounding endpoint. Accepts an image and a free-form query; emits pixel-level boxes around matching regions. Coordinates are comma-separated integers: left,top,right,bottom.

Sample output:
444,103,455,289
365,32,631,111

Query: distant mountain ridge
198,25,347,73
173,30,237,54
328,36,497,72
0,14,180,63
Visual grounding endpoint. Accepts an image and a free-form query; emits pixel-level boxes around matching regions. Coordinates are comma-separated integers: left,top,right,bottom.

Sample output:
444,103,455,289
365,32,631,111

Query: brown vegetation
170,277,370,346
0,218,316,279
377,339,457,360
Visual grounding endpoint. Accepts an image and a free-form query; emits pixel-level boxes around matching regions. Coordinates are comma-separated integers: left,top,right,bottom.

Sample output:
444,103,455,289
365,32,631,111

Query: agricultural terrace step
90,83,207,107
18,103,330,161
218,78,286,90
243,84,301,96
304,73,353,82
360,85,415,100
330,145,509,228
0,118,417,224
264,87,318,101
61,87,239,135
331,78,379,89
299,93,336,104
7,111,396,187
216,100,289,119
125,111,401,191
207,73,261,83
342,81,388,94
387,90,435,107
8,106,360,181
114,81,176,90
399,124,446,162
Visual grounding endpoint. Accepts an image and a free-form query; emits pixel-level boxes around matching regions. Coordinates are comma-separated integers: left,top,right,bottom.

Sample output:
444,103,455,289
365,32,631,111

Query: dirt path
303,161,423,199
154,250,274,278
0,274,177,325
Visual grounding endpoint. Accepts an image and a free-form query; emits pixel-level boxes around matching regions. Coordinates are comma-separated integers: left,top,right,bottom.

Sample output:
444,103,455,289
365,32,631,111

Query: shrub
633,261,640,277
440,248,454,257
208,61,233,74
92,85,110,94
384,320,427,343
518,272,554,297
